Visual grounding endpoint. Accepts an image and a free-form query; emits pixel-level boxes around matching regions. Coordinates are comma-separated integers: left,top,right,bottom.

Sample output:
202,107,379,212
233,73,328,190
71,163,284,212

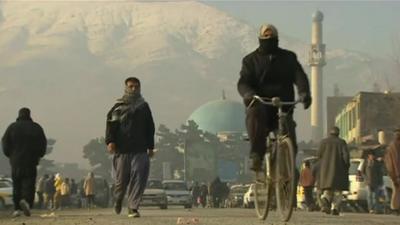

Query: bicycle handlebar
247,95,301,109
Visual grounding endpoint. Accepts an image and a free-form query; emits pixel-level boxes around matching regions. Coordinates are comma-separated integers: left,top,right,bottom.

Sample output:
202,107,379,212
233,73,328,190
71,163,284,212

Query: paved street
1,207,399,225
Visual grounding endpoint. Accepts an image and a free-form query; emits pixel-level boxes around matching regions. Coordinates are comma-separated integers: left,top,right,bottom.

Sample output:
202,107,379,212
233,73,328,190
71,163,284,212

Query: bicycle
247,95,300,222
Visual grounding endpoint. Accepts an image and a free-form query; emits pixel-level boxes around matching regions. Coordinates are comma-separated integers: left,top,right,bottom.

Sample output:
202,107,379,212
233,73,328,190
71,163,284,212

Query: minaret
309,11,326,143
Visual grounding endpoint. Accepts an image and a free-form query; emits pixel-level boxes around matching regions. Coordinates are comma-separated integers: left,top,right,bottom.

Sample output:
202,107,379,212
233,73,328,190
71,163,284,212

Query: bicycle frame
248,95,300,138
250,95,300,221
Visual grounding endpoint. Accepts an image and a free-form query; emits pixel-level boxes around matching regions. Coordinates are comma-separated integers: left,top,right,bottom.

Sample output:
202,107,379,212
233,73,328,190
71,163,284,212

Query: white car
243,183,255,208
141,179,168,209
345,158,392,209
226,184,250,208
162,180,192,208
0,179,13,209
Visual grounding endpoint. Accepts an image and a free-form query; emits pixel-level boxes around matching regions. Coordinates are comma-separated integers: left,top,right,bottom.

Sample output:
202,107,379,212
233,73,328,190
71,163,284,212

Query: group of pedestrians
299,127,400,216
1,76,154,218
2,21,400,222
1,22,308,219
0,107,78,216
36,173,78,210
190,178,230,209
7,170,96,217
2,79,400,220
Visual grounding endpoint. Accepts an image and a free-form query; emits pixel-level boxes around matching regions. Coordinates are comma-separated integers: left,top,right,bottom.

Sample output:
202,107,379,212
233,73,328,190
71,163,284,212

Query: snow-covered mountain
0,1,396,164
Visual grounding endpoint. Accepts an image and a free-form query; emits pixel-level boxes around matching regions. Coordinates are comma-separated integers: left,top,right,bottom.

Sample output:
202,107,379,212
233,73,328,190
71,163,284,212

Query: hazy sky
204,1,400,58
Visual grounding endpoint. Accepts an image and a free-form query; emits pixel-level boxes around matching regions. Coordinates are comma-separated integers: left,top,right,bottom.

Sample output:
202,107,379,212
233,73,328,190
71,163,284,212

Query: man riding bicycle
237,24,312,171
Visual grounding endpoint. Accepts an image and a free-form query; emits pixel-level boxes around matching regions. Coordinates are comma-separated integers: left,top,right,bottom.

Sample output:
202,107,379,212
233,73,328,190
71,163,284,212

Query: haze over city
0,1,399,167
2,1,400,224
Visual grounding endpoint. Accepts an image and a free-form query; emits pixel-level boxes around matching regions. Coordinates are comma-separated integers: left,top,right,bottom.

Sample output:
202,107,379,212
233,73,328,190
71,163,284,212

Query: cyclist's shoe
128,208,140,218
12,210,21,218
114,200,122,215
331,209,339,216
250,153,262,171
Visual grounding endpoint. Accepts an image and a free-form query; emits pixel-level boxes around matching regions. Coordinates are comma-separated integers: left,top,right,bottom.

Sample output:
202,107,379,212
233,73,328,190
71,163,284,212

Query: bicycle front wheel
254,153,272,220
275,137,296,222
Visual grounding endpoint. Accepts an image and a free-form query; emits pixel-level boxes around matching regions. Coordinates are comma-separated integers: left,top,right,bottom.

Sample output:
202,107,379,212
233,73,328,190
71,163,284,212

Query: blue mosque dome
188,99,246,134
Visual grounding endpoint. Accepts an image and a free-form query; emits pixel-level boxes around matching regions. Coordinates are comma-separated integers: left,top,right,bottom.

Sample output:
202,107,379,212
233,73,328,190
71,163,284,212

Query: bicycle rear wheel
254,153,273,220
275,137,296,222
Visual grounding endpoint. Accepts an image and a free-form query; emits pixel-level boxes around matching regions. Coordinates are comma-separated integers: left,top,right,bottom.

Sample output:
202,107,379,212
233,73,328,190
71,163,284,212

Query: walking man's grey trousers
113,152,150,210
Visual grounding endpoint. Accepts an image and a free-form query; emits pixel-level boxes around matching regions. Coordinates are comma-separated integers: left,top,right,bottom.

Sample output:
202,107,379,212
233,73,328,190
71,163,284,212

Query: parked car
243,183,255,208
141,179,168,209
0,178,12,209
344,158,392,211
162,180,192,208
0,177,12,183
225,184,249,208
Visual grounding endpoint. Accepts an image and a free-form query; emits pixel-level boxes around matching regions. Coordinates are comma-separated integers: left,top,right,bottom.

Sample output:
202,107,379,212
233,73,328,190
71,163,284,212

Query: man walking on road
317,126,349,216
199,183,208,208
362,150,385,214
210,177,223,208
384,128,400,214
83,172,96,209
53,173,63,210
1,108,47,217
36,174,48,209
190,182,201,207
106,77,155,218
44,175,55,209
299,161,315,211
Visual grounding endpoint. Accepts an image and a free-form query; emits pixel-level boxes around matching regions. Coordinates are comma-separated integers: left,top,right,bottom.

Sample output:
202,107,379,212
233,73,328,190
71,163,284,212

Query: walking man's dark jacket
317,135,350,191
105,101,155,154
2,115,47,167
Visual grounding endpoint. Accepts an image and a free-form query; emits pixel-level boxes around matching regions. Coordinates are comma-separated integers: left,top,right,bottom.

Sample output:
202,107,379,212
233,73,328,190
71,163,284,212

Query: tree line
82,120,249,182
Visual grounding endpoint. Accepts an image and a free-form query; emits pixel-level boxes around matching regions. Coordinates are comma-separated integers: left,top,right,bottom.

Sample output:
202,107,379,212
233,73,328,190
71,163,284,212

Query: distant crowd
34,172,105,210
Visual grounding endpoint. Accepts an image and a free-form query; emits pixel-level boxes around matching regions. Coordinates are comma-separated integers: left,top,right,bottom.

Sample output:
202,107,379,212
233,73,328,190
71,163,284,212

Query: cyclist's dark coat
237,47,310,105
317,135,350,191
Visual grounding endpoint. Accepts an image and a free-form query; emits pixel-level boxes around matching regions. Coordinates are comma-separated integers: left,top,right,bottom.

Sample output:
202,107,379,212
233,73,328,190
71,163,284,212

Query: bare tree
392,33,400,76
361,58,383,92
333,83,342,96
388,32,400,92
372,82,381,92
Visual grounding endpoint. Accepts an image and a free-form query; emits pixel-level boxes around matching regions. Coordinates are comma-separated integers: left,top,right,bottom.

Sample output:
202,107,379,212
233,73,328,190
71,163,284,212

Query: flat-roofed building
335,92,400,144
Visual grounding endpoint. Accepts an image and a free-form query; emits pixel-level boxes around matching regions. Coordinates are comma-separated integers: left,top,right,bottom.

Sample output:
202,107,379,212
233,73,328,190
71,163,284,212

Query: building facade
335,92,400,144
